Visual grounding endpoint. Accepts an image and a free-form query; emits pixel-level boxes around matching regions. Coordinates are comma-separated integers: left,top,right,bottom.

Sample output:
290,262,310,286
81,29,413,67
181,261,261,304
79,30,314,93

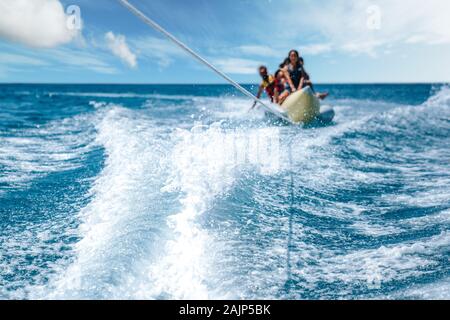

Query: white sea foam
0,109,101,298
0,113,96,194
134,124,284,299
27,105,171,299
394,277,450,299
32,102,285,299
19,86,450,300
424,85,450,107
288,231,450,294
46,91,219,102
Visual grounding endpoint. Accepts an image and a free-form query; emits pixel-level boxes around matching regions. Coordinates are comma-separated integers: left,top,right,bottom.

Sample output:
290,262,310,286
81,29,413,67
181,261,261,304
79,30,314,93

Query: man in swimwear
251,65,276,109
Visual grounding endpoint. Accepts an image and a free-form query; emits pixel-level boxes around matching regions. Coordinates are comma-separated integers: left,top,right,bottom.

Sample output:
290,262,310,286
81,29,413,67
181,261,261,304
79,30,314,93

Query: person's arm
298,77,305,91
251,85,264,109
303,71,312,86
273,86,280,104
301,70,312,88
283,67,296,92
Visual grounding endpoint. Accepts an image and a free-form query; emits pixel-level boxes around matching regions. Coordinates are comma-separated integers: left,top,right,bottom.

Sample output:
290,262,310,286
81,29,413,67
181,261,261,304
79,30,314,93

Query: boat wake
0,84,449,299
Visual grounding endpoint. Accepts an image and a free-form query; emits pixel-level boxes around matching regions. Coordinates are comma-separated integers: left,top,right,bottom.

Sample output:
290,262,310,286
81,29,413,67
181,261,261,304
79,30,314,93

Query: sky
0,0,449,84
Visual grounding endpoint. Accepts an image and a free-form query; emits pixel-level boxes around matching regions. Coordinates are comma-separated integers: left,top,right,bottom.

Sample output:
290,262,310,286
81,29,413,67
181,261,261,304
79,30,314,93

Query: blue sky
0,0,449,84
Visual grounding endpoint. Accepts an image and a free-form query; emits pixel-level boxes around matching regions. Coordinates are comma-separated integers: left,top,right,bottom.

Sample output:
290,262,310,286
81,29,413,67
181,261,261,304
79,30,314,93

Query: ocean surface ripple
0,84,449,299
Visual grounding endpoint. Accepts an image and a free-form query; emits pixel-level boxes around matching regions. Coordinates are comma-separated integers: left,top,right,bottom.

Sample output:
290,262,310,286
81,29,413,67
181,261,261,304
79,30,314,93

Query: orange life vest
261,75,275,99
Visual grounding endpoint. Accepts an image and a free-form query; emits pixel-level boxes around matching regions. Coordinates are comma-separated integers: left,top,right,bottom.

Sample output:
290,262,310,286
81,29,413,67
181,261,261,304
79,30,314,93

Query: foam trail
0,112,98,299
32,106,173,299
0,113,96,193
131,123,281,299
6,84,448,300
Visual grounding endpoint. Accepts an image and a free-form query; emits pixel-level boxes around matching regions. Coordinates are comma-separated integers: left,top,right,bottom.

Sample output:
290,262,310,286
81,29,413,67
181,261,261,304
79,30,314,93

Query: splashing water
0,83,449,300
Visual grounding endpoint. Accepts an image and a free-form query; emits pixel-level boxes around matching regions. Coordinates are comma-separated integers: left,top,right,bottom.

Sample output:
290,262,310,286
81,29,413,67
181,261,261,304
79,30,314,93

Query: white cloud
0,38,118,76
238,45,281,58
230,43,332,62
212,58,263,75
105,32,137,69
131,36,186,68
0,0,79,48
200,0,450,66
238,44,331,59
0,53,48,66
341,40,386,57
49,47,118,74
269,0,450,57
301,43,332,56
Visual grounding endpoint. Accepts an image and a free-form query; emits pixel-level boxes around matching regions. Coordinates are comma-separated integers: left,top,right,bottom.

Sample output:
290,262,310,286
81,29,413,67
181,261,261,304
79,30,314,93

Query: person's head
274,69,284,80
259,65,268,76
288,49,300,66
259,65,269,80
279,58,290,69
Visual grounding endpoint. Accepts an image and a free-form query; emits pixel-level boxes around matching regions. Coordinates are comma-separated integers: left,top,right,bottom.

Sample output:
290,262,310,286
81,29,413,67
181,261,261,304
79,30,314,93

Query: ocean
0,83,449,299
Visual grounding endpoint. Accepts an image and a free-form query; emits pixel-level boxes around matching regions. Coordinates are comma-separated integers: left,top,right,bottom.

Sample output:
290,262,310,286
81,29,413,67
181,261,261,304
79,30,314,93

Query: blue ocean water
0,83,449,300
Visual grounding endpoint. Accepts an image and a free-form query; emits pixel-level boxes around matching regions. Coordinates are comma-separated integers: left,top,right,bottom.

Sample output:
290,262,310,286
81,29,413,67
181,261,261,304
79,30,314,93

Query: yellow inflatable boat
282,86,321,124
266,86,334,125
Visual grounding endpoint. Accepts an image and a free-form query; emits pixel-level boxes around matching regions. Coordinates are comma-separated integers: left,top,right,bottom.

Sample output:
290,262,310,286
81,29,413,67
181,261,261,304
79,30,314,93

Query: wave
0,112,101,299
28,106,172,299
0,113,97,195
145,124,284,299
44,91,224,102
33,106,285,299
3,84,448,299
424,85,450,107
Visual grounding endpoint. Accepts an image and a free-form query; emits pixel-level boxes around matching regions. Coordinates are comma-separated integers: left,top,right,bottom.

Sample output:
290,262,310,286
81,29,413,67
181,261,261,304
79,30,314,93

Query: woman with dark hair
282,50,304,93
283,49,328,100
279,57,290,69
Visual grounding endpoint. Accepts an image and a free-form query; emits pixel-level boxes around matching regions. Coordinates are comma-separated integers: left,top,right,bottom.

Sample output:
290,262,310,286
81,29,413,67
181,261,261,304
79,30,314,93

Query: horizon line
0,82,448,86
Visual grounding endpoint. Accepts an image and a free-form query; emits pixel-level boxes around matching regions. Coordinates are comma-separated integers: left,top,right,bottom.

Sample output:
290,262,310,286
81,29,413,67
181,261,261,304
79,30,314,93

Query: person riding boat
299,57,329,100
283,49,328,100
283,50,305,93
279,58,290,70
273,69,290,105
253,66,290,107
252,66,276,108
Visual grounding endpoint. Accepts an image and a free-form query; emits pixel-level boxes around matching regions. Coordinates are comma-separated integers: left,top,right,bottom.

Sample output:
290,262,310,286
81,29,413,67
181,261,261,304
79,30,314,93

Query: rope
117,0,292,123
